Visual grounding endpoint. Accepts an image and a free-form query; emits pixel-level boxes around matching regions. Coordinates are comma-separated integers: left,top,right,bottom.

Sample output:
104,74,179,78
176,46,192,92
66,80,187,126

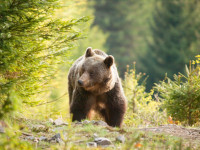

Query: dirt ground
139,124,200,141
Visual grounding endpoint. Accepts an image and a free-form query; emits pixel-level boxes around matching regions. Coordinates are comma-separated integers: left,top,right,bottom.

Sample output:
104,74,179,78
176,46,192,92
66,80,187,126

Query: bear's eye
104,78,110,84
89,71,95,77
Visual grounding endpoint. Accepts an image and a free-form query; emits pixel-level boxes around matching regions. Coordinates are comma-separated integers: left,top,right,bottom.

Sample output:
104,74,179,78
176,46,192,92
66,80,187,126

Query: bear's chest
88,94,107,110
96,94,107,109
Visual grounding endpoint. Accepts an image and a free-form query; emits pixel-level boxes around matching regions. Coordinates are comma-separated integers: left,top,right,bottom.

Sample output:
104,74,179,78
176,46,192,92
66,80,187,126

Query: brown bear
68,47,127,127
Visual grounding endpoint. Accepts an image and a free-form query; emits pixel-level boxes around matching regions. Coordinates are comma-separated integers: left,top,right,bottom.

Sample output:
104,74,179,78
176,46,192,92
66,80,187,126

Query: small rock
53,118,68,126
92,120,108,126
49,118,54,123
116,135,125,143
87,142,97,148
49,133,64,144
53,118,63,126
34,139,39,143
39,136,47,141
26,136,35,140
94,137,112,146
50,133,61,140
93,133,98,138
83,120,90,125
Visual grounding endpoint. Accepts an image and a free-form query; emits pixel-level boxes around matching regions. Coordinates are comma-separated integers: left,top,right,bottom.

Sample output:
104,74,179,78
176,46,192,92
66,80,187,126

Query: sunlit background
0,0,200,148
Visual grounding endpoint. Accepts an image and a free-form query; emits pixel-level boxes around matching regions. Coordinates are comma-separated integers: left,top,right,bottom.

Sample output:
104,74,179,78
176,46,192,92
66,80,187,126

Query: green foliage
0,0,89,118
0,129,33,150
144,0,200,90
123,64,167,127
155,56,200,125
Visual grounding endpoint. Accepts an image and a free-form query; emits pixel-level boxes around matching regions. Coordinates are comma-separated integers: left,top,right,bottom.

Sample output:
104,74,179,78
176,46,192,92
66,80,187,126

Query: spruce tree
143,0,200,89
0,0,88,118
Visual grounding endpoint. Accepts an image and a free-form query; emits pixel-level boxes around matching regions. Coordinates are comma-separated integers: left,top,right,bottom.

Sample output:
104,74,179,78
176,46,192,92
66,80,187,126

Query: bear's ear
104,55,114,68
85,47,94,57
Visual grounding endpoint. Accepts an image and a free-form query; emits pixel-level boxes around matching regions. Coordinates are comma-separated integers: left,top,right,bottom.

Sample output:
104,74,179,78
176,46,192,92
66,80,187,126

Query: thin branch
34,91,68,107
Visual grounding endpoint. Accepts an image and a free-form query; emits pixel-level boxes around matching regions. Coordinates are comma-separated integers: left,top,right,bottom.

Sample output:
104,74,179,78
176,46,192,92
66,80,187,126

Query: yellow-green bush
123,64,167,127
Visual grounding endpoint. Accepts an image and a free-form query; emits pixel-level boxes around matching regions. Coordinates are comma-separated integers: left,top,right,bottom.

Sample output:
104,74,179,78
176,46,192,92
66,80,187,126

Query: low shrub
155,56,200,126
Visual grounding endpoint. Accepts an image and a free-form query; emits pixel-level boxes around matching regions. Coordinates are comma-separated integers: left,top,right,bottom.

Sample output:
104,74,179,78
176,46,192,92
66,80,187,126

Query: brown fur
68,47,127,127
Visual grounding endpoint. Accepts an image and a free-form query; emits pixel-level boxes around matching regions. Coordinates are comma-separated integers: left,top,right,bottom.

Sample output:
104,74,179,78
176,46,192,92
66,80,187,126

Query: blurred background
0,0,199,122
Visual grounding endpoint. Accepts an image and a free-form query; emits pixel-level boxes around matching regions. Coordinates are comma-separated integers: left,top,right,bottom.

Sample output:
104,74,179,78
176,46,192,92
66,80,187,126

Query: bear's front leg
105,87,127,127
106,100,126,127
70,89,91,122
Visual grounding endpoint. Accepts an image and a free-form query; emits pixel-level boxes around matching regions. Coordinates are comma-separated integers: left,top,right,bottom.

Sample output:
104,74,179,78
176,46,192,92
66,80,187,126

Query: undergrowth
123,63,167,127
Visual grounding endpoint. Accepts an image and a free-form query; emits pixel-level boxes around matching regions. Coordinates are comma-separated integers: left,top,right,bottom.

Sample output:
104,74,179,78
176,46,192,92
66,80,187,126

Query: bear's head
77,47,116,94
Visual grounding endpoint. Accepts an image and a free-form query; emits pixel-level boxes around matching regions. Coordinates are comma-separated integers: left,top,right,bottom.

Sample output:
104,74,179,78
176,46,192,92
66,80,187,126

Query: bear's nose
78,80,84,86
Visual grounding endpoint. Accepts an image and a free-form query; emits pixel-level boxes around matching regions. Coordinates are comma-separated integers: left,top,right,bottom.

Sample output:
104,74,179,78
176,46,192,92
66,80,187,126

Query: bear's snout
78,72,89,87
78,80,84,86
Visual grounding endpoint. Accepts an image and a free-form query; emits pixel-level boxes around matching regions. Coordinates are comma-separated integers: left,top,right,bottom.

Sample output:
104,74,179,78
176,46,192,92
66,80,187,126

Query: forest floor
7,117,200,149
